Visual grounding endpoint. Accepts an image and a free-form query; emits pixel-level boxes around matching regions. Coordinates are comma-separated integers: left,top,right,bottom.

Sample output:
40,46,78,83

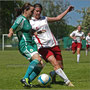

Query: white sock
86,50,88,56
77,54,80,63
55,68,70,84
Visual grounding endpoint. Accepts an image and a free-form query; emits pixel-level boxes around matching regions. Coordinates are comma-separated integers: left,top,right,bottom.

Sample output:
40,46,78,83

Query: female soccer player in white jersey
86,33,90,56
70,26,85,63
30,3,74,86
8,3,43,87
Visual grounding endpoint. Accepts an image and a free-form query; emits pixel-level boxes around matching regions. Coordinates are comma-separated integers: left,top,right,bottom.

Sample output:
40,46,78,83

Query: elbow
57,18,62,21
70,35,72,38
55,16,62,21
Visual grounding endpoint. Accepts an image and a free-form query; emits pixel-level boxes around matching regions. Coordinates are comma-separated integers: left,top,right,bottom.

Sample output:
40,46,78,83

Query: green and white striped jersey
11,15,34,47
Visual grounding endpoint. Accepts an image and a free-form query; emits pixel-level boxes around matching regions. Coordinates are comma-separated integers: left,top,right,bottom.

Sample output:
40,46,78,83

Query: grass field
0,50,90,90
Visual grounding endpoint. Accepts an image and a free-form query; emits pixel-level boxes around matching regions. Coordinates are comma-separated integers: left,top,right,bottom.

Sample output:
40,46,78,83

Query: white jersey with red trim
86,35,90,45
70,30,85,43
30,16,58,49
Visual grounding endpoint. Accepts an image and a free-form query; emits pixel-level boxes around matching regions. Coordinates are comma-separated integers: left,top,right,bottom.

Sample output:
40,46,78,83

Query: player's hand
40,60,43,65
73,36,76,40
8,33,13,38
67,6,74,12
81,37,85,40
34,32,38,35
40,60,45,68
8,28,13,38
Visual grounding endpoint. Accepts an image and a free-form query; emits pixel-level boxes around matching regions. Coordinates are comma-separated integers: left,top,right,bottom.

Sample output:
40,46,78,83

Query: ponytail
15,2,33,17
15,8,22,17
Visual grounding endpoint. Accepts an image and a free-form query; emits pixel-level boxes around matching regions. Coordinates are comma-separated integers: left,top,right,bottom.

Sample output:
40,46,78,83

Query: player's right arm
8,28,14,38
8,20,19,38
70,36,76,40
8,22,19,38
8,16,23,38
70,31,76,40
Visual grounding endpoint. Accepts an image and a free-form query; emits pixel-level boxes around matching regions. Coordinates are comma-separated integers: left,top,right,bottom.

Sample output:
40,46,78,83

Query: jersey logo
27,25,29,27
30,49,33,52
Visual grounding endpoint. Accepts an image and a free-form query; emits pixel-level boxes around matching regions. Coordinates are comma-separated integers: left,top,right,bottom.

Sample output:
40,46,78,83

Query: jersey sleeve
11,22,18,30
45,16,47,20
70,31,75,37
86,36,88,40
82,32,85,38
11,16,23,30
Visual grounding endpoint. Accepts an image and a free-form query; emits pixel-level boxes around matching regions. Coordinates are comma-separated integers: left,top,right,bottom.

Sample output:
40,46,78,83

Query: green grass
0,50,90,90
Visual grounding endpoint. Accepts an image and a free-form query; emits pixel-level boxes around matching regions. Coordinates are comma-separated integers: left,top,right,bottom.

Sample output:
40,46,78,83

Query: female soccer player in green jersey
8,3,43,87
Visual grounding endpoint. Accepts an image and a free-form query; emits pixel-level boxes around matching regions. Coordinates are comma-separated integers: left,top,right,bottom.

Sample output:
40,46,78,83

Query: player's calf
49,71,56,84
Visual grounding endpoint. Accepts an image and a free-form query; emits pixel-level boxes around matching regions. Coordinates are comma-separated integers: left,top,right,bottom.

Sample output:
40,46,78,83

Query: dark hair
34,3,42,10
22,3,33,13
16,3,33,17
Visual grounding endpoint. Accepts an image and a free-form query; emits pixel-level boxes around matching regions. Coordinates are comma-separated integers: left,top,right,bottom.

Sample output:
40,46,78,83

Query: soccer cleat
49,71,56,84
66,82,74,87
20,78,32,87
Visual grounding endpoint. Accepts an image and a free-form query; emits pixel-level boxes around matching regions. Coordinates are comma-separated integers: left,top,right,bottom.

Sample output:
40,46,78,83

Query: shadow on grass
79,61,90,63
23,84,52,89
50,81,65,85
23,81,64,89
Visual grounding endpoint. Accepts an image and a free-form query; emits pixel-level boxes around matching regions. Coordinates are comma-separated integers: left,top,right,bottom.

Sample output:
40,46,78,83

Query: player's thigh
52,46,63,60
32,53,41,61
19,45,38,60
72,43,77,51
86,45,89,50
39,48,53,62
77,43,82,49
86,45,88,50
47,55,60,69
77,43,82,54
51,46,63,69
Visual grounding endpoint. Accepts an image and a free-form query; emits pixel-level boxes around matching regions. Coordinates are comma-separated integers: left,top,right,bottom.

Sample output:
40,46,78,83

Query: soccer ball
38,74,51,85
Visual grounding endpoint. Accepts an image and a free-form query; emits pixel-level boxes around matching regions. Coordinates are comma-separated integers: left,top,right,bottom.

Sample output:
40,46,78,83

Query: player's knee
77,49,80,54
72,50,75,54
37,56,42,62
54,63,60,70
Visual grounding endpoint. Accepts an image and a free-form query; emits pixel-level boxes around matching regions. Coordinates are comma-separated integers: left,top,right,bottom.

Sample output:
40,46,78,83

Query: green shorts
19,43,38,60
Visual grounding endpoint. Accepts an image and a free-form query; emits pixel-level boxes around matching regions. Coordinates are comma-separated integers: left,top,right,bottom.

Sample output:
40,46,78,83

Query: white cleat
66,82,74,87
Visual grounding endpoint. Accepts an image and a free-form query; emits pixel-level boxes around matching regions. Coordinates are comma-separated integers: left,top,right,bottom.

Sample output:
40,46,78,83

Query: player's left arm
81,33,85,40
47,6,74,22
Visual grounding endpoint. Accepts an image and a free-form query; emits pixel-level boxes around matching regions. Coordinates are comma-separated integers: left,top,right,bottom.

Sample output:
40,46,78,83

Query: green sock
29,63,42,82
24,59,39,79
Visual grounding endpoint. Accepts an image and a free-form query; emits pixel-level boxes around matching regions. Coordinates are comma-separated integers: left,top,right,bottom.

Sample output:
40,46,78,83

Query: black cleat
49,71,56,84
20,78,32,87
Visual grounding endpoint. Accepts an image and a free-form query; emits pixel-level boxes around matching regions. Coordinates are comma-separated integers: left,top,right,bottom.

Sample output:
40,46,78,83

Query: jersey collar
31,17,41,21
